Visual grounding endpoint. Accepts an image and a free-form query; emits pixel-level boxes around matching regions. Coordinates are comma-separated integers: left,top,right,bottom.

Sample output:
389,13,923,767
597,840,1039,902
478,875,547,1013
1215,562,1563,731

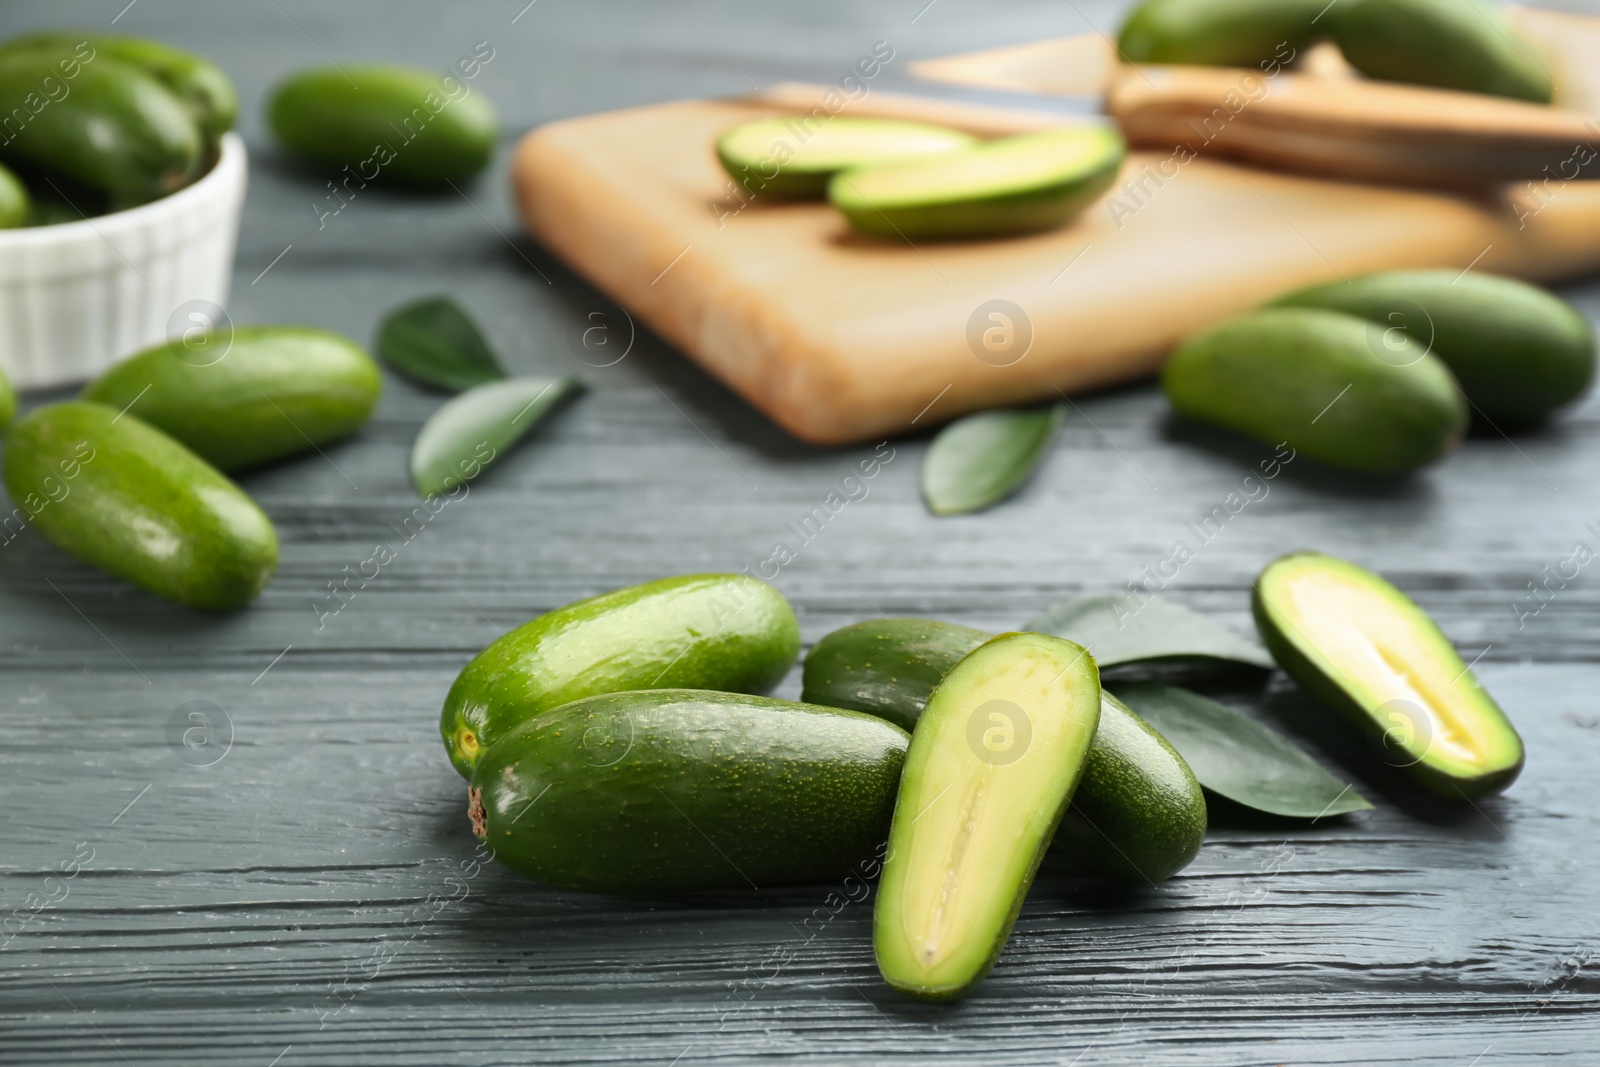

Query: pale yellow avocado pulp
839,128,1119,206
718,117,975,174
876,633,1100,998
1262,558,1515,778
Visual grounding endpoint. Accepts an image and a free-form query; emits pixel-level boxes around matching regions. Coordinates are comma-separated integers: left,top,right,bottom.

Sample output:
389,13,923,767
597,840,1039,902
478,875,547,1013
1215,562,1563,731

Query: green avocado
803,618,1205,882
0,51,202,204
441,573,800,778
0,159,27,227
1252,551,1523,798
1274,270,1594,426
468,689,908,893
829,126,1124,240
0,32,236,142
716,117,976,200
1330,0,1552,103
875,632,1101,1001
0,365,14,430
267,64,498,184
80,325,382,472
1162,307,1468,475
2,402,278,610
1117,0,1327,67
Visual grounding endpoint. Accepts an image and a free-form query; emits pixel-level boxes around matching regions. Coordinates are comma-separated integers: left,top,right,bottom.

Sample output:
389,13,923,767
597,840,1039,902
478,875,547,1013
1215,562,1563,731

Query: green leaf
1023,593,1275,673
921,405,1064,515
410,377,584,497
377,296,505,393
1112,682,1373,818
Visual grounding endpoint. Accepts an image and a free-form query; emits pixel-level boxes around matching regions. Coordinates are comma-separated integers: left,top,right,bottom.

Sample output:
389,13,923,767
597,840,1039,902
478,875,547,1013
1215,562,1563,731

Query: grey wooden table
4,1,1599,1063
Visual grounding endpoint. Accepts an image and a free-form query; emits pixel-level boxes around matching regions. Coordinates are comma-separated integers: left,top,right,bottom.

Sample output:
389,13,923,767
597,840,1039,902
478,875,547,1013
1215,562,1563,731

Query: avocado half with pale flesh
1253,551,1523,799
830,126,1125,239
716,117,976,199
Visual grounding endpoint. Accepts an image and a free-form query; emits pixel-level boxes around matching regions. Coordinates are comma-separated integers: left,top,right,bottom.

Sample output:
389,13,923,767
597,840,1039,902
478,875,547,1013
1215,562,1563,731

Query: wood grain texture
2,1,1599,1064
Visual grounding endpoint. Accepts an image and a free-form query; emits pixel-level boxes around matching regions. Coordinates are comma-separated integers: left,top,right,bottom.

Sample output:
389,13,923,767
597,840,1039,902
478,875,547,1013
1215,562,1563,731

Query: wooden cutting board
513,18,1600,446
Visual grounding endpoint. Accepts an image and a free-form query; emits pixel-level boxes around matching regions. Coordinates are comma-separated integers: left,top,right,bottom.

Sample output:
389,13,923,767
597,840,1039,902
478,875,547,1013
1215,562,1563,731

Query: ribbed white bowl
0,132,247,389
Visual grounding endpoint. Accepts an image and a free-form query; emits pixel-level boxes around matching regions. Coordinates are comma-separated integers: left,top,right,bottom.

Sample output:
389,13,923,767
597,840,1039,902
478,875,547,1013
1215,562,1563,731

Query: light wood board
513,76,1600,444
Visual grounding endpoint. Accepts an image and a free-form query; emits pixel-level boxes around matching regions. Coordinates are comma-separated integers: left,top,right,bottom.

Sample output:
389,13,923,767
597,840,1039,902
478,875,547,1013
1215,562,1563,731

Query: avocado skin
1330,0,1552,103
0,51,202,204
2,402,278,610
81,326,382,472
442,574,801,778
0,366,13,431
0,33,236,142
1251,551,1524,799
469,689,908,893
803,618,1206,882
268,65,497,184
0,160,27,228
1118,0,1328,67
1163,307,1468,475
1275,271,1594,427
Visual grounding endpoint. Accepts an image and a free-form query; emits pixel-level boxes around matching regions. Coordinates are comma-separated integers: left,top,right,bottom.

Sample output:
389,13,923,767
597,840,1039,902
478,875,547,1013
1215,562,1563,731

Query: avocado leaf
410,377,584,498
1023,593,1275,673
921,404,1065,516
1112,682,1373,818
377,296,504,393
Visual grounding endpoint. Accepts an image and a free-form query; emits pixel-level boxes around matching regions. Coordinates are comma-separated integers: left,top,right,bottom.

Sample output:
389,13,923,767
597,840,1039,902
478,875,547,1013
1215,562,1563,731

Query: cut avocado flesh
875,632,1101,1000
830,126,1125,239
716,117,976,199
1253,552,1523,798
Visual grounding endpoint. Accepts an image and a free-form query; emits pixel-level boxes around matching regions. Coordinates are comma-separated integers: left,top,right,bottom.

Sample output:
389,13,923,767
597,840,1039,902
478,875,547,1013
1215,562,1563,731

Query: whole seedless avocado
830,127,1124,239
0,51,202,203
1163,308,1467,474
441,574,800,777
1253,551,1523,798
468,690,909,893
0,32,236,142
1117,0,1326,67
1331,0,1552,103
2,403,278,609
1275,270,1594,426
803,618,1206,882
875,633,1101,1000
268,64,498,184
81,326,382,471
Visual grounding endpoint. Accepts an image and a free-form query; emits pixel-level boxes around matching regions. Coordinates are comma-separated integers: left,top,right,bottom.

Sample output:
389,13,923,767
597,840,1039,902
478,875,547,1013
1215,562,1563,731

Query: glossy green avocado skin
268,65,498,184
1330,0,1552,103
1118,0,1328,67
803,618,1206,882
81,326,382,472
1275,271,1594,426
1162,308,1468,475
441,574,801,778
2,402,278,610
0,51,201,204
0,32,237,142
469,689,909,893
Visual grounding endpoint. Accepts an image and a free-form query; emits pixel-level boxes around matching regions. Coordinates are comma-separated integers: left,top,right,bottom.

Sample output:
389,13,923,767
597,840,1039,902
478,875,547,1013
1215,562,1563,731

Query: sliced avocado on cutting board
717,116,976,199
829,126,1124,239
468,689,908,893
1253,551,1523,798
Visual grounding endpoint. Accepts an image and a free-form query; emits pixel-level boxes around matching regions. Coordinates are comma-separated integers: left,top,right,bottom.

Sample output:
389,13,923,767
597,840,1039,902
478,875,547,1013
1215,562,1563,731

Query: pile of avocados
0,32,236,224
1164,269,1595,474
444,555,1523,1001
1118,0,1553,103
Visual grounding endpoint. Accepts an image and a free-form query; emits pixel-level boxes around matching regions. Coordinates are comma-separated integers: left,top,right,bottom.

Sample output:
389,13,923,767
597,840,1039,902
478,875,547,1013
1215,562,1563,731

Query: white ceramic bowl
0,132,247,390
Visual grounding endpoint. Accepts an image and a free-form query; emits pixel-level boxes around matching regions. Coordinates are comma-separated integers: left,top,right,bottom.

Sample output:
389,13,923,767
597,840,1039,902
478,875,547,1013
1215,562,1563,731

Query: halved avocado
715,117,976,199
874,632,1101,1000
829,126,1125,239
1252,551,1523,799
